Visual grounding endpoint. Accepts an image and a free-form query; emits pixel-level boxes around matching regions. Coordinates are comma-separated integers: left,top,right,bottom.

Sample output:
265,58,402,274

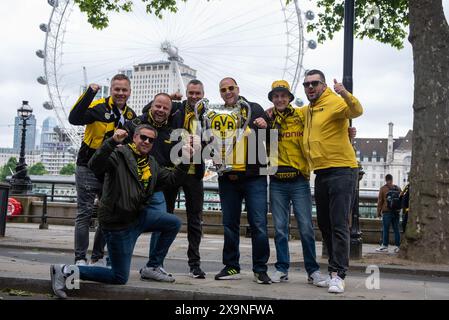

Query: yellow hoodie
301,87,363,171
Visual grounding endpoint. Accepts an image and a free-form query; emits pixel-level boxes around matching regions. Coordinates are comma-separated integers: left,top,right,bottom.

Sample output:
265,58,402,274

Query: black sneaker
214,266,241,280
253,271,272,284
189,266,206,279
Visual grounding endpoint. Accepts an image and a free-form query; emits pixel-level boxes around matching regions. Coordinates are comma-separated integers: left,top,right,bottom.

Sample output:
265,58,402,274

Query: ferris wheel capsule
37,76,48,85
305,10,315,21
48,0,59,7
39,23,49,32
36,50,45,58
308,40,317,50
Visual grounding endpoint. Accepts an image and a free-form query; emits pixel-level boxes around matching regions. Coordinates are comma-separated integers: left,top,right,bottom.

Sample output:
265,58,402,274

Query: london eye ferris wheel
36,0,317,148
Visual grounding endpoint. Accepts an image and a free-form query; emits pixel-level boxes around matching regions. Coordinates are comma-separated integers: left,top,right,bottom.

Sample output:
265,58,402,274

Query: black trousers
314,167,355,279
164,174,203,268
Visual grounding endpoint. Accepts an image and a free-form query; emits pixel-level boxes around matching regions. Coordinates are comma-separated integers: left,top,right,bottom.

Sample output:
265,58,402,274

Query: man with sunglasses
125,93,180,274
68,74,137,267
213,77,272,285
50,125,196,298
253,80,327,287
300,69,363,294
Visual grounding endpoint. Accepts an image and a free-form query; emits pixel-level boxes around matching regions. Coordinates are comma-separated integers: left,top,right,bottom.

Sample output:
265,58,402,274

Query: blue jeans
78,203,181,285
270,177,319,276
218,175,270,273
148,191,169,257
382,212,400,247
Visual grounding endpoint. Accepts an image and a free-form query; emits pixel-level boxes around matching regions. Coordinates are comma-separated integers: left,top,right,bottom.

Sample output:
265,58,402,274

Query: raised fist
112,129,128,143
89,83,101,93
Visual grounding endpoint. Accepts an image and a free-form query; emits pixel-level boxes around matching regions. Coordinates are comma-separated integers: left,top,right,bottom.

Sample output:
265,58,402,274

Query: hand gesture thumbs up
333,79,348,97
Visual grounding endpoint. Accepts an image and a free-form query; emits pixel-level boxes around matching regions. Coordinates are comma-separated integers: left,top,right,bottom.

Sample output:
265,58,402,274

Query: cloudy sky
1,0,448,148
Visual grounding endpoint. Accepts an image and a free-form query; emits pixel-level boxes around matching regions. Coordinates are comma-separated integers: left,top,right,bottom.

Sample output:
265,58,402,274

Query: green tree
59,163,76,175
28,162,48,176
74,0,449,263
0,157,17,181
295,0,449,264
74,0,187,29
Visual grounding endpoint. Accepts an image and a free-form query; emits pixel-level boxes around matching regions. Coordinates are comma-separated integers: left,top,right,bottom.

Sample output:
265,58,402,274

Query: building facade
40,126,76,175
13,114,36,152
354,122,412,190
0,148,42,168
124,61,196,115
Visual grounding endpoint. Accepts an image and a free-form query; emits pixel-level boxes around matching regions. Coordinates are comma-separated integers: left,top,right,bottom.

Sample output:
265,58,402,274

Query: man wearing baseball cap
254,80,326,286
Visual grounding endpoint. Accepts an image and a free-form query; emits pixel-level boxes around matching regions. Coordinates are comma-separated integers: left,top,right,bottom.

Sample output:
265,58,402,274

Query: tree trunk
400,0,449,263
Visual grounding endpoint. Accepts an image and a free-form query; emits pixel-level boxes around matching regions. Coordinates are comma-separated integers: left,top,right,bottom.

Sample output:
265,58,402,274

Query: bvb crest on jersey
210,113,239,139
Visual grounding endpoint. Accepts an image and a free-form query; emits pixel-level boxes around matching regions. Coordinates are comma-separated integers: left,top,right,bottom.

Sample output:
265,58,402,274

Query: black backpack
386,186,402,211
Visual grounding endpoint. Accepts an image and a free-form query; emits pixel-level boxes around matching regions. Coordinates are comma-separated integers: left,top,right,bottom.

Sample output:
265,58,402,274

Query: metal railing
5,176,381,230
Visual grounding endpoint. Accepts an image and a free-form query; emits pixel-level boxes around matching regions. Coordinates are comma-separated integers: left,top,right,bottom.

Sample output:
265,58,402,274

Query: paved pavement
0,223,448,300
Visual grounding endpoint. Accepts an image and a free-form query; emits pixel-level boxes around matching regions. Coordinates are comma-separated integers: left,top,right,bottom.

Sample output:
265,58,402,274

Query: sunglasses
302,80,323,88
220,85,238,93
139,134,155,143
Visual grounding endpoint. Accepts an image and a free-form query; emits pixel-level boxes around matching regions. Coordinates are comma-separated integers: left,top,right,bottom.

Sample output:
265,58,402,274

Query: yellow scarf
147,111,167,128
128,142,152,189
271,104,295,129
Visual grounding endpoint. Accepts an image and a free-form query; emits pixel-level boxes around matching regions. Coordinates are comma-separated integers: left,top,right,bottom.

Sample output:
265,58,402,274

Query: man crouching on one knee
50,125,197,299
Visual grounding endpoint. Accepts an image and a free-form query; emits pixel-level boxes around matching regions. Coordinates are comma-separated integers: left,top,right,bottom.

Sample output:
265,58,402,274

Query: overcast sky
1,0,448,148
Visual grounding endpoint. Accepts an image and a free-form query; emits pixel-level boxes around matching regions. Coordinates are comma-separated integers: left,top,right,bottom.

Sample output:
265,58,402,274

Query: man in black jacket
50,125,194,299
125,93,180,272
212,77,271,285
164,80,208,279
131,89,208,279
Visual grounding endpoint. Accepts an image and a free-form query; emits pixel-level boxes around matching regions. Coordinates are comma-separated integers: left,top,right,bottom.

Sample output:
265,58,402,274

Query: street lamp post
342,0,363,259
10,101,33,195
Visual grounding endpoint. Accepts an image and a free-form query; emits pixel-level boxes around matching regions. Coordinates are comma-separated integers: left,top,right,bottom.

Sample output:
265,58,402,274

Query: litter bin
0,182,11,237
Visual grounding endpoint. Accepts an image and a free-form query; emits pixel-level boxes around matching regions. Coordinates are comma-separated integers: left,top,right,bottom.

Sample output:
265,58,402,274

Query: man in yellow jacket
253,80,325,286
300,69,363,294
68,74,136,266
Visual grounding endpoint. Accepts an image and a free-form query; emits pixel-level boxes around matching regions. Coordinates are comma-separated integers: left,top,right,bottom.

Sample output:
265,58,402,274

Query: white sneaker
308,270,327,286
270,270,288,283
159,266,173,277
328,276,345,294
140,266,175,282
75,259,87,266
315,274,331,288
50,264,67,299
89,258,105,267
375,245,388,252
393,246,400,253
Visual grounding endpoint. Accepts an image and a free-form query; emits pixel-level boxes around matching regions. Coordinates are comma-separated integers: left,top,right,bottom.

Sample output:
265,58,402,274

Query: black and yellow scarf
183,103,195,133
146,111,167,128
128,142,152,189
183,102,206,133
271,104,295,129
